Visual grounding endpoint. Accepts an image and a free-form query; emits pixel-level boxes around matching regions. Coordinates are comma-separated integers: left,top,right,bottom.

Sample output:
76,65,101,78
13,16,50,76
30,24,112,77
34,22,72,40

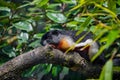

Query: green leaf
46,12,67,23
108,0,116,13
60,67,69,77
106,30,119,47
76,16,92,36
0,7,10,12
33,33,44,38
99,60,113,80
52,67,58,77
47,4,61,9
94,2,116,18
66,21,78,27
29,40,41,48
61,0,77,4
13,21,33,32
2,46,16,57
104,60,113,80
32,0,49,7
74,17,88,22
99,66,105,80
52,66,62,77
70,0,86,11
18,32,29,43
117,0,120,5
46,64,52,73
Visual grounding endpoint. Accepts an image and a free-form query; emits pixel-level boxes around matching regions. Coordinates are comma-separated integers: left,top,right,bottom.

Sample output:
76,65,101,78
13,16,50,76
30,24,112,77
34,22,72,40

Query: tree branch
0,46,103,79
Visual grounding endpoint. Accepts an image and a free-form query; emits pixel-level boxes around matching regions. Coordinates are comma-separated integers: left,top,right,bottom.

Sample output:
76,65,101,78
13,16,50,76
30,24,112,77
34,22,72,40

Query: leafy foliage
0,0,120,80
99,60,113,80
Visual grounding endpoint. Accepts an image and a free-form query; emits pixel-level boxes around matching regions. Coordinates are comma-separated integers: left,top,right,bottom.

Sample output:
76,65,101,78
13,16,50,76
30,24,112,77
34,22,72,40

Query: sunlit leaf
13,21,33,32
0,7,10,12
32,0,49,7
61,0,77,4
99,60,113,80
66,21,78,27
18,32,29,43
47,4,61,10
70,0,86,11
104,60,113,80
106,30,119,46
33,33,44,38
46,12,67,23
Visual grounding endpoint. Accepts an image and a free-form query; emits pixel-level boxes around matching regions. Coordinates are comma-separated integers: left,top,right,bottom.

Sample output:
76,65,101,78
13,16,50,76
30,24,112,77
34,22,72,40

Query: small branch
0,46,102,79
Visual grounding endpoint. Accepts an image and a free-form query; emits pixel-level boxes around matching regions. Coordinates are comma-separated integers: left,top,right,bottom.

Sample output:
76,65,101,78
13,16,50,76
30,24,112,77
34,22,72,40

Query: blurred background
0,0,120,80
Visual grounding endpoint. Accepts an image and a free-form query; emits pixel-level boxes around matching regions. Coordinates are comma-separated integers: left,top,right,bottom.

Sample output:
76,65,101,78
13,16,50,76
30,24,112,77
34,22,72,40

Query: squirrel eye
52,30,60,35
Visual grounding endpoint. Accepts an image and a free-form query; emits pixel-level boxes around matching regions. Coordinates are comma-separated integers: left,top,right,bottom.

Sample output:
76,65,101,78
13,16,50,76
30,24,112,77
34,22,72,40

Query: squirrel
40,30,105,64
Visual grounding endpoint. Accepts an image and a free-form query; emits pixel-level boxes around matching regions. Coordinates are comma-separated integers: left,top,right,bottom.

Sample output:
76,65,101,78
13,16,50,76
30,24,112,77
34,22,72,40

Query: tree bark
0,46,106,79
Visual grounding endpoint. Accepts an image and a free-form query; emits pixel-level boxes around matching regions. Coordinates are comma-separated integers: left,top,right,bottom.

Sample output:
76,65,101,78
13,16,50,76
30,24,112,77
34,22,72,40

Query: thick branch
0,46,102,79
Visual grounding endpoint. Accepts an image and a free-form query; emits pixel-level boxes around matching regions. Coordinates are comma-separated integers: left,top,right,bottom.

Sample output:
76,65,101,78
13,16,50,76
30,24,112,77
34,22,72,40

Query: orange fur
57,37,71,51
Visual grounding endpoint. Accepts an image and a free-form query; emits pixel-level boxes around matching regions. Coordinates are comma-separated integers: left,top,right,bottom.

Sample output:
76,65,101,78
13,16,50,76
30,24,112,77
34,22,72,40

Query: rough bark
0,46,106,79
